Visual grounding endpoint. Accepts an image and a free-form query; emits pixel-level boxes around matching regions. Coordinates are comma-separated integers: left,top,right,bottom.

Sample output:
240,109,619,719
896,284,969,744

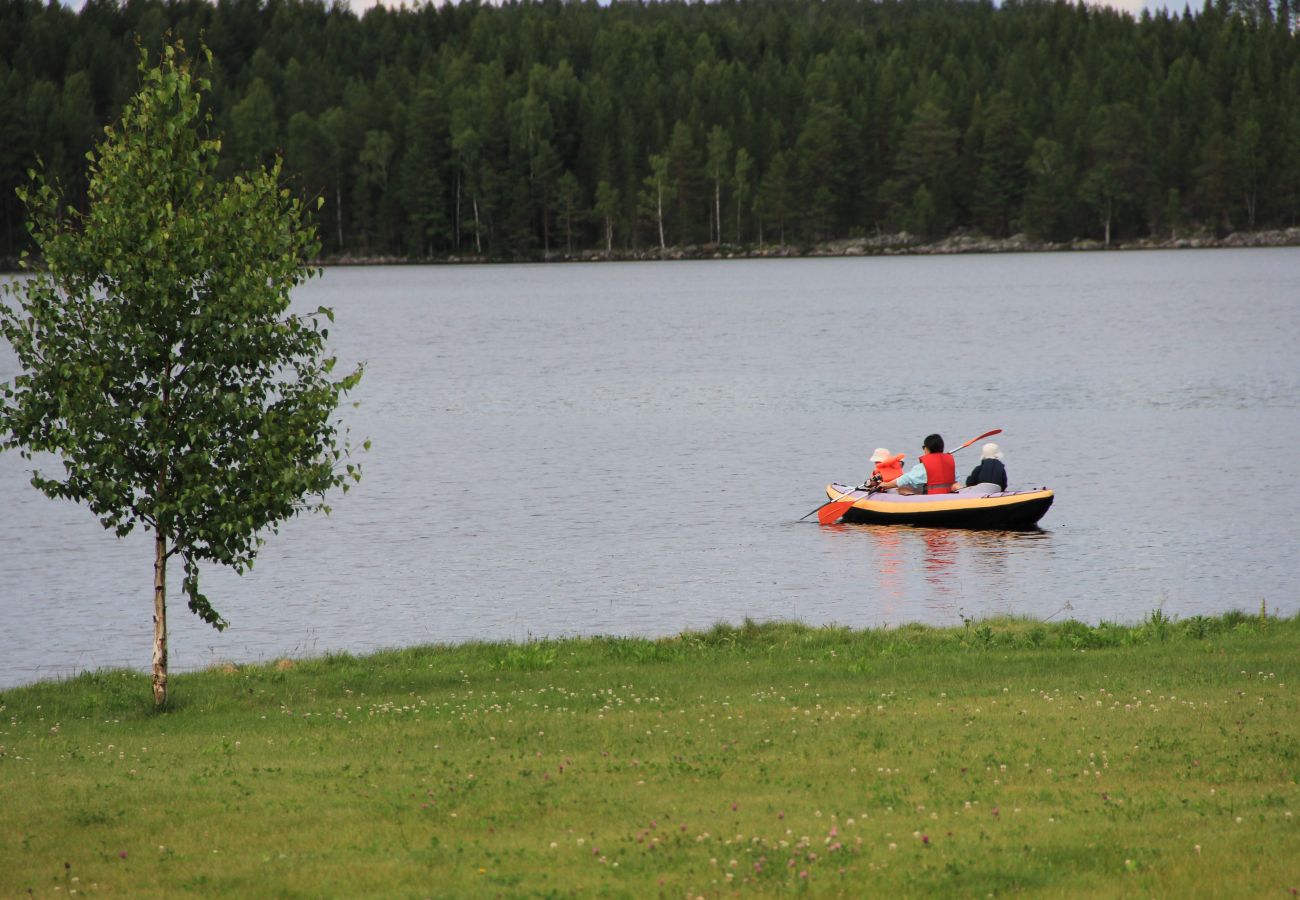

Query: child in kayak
868,448,906,485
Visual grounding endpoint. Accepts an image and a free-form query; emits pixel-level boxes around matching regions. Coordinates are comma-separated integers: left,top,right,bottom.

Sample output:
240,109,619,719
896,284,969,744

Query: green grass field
2,611,1298,897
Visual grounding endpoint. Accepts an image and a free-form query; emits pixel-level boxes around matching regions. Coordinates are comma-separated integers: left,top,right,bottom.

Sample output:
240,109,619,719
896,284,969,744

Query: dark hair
924,433,945,453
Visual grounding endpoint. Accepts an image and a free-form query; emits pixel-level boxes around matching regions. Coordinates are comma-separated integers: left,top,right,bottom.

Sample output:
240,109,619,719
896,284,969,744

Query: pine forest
2,0,1298,263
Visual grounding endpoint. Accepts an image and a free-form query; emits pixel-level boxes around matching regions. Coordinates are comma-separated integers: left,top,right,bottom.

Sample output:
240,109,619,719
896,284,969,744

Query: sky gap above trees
2,0,1298,263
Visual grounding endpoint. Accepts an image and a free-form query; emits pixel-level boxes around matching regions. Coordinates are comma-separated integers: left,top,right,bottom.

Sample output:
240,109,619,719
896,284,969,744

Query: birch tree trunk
152,528,167,708
657,182,666,252
473,196,482,254
715,179,721,244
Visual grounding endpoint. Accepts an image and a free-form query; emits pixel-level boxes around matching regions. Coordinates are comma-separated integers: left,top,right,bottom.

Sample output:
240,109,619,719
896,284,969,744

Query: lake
2,248,1298,688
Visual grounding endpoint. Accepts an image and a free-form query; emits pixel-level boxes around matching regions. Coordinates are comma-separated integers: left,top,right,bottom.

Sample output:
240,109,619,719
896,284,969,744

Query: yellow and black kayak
824,483,1053,530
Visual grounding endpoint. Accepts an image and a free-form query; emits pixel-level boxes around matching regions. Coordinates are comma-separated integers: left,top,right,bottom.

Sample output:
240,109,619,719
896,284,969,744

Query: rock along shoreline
5,227,1297,273
322,226,1300,266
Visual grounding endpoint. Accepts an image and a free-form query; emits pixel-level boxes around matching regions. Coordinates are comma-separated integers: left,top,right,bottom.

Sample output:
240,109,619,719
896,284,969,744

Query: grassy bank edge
3,607,1291,713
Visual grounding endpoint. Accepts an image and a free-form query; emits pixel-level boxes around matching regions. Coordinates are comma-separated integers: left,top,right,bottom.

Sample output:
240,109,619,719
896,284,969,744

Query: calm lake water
2,249,1298,687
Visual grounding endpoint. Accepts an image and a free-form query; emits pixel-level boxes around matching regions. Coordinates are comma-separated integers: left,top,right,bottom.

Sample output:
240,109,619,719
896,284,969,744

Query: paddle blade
817,498,858,525
952,428,1002,453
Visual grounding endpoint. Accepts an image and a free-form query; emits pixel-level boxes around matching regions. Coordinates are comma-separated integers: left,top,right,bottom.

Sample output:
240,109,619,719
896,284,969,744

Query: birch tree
706,125,731,245
0,43,364,708
594,180,619,253
640,152,673,253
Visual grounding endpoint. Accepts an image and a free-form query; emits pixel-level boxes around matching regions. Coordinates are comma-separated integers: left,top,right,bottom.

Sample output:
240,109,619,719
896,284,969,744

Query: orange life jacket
873,454,905,483
920,452,956,494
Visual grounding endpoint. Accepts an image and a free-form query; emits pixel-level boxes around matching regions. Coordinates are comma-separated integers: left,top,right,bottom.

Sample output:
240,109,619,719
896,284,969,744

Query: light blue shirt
896,462,929,489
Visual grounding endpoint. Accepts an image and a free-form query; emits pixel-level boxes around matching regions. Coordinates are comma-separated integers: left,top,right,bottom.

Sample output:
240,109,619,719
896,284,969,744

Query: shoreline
4,227,1297,273
320,225,1300,266
3,608,1285,692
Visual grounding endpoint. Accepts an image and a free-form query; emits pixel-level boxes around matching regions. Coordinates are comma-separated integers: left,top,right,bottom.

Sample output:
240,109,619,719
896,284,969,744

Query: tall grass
2,612,1297,896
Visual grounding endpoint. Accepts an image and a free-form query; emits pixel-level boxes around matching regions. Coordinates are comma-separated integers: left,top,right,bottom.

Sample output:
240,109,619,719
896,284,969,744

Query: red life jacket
920,452,956,494
873,454,905,483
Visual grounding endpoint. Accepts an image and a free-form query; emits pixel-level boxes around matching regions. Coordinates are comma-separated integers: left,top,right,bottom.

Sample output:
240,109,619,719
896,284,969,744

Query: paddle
814,482,877,525
804,429,1002,525
948,428,1002,454
797,481,871,523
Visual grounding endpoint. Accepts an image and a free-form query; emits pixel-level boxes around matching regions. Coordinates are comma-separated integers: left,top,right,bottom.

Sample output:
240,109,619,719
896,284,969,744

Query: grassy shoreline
3,612,1297,897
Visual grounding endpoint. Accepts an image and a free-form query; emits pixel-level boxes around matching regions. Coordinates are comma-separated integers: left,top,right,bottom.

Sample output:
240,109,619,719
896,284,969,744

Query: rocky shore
806,225,1300,257
326,225,1300,266
8,227,1296,273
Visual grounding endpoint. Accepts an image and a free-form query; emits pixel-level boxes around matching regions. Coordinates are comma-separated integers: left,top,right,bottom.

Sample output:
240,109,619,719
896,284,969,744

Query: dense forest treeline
2,0,1299,263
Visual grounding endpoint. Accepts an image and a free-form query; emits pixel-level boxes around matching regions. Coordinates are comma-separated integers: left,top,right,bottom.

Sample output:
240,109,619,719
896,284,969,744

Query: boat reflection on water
921,528,959,592
819,522,1053,624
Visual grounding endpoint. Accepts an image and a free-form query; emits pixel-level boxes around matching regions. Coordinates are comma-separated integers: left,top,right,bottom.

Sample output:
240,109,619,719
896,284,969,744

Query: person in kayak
869,448,906,484
962,442,1007,492
878,434,957,495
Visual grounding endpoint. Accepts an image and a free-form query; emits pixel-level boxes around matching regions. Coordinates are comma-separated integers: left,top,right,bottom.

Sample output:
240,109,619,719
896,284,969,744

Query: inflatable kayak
824,482,1053,530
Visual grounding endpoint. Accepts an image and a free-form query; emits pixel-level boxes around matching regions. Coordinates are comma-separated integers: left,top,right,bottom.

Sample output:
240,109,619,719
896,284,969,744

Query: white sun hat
870,448,893,463
980,442,1003,460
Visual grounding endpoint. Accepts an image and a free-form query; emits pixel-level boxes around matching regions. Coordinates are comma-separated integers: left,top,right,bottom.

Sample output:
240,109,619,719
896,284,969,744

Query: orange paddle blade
817,496,859,525
951,428,1001,453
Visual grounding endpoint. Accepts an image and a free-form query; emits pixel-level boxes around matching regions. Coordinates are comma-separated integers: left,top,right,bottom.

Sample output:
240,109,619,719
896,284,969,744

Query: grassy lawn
2,611,1298,897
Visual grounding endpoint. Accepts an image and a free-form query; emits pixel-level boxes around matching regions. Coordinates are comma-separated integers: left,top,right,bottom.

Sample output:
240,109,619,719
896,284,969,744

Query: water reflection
820,523,1054,622
921,529,959,591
